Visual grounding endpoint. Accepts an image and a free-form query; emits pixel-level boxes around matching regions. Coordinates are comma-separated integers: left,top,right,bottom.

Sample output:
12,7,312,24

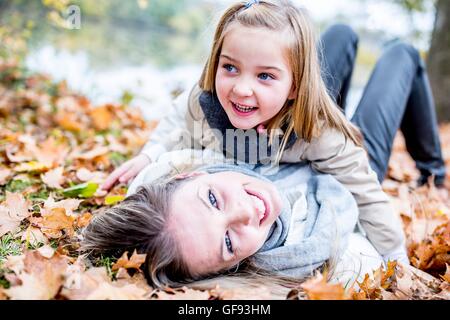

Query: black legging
319,24,446,185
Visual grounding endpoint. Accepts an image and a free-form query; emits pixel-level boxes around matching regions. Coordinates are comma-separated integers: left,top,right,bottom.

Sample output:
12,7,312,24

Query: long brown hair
81,178,197,288
199,0,363,163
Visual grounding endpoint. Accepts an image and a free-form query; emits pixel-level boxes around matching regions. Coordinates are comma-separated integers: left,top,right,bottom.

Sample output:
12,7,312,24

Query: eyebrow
197,186,225,263
220,54,283,72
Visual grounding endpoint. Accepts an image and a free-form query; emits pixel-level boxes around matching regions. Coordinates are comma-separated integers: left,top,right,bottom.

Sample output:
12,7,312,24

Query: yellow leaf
104,195,125,205
14,161,50,173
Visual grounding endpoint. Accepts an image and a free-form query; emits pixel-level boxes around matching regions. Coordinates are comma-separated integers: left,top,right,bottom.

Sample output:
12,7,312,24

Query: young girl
100,1,445,264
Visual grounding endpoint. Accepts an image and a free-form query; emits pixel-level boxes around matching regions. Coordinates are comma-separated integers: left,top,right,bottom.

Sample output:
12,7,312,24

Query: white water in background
25,0,434,121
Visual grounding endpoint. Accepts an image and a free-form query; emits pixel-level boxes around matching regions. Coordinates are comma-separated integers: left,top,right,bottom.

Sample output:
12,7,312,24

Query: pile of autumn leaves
0,58,449,300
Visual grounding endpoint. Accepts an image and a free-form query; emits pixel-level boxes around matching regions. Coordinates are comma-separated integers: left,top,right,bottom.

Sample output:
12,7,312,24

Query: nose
227,197,255,227
232,77,253,97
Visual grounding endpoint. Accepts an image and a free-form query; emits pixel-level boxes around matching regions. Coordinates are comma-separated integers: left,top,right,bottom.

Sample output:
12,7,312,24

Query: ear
173,171,207,180
288,84,296,100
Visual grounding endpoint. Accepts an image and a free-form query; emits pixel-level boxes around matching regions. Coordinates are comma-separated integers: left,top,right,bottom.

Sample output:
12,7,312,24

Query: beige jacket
141,84,405,255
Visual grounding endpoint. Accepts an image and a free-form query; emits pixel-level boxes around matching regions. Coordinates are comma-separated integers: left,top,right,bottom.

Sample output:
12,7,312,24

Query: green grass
94,254,118,279
0,234,23,264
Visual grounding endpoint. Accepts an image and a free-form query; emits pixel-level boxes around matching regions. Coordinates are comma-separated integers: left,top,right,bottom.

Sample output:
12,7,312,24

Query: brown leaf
301,272,351,300
21,226,48,246
32,207,76,239
4,250,69,300
441,264,450,283
112,250,147,272
0,192,31,236
42,196,82,216
209,285,273,300
41,166,65,189
152,286,210,300
0,167,13,185
76,212,93,228
61,267,150,300
89,105,113,131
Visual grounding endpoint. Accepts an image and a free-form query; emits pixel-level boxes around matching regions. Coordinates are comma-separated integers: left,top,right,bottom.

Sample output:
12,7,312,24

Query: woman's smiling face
215,25,295,130
167,171,283,276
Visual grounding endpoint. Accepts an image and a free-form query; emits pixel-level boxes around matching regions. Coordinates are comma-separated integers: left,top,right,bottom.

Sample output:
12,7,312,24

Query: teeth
234,102,255,113
249,194,266,219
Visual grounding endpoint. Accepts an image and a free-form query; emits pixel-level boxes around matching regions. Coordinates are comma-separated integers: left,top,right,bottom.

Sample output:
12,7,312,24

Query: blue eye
208,190,234,254
208,190,219,208
259,72,274,81
225,231,233,254
223,64,237,73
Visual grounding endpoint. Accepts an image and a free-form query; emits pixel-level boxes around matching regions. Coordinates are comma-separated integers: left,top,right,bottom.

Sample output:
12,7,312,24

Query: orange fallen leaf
32,207,76,239
76,212,93,228
300,272,351,300
89,105,113,131
4,250,69,300
0,192,31,236
440,264,450,283
152,286,210,300
0,167,12,185
41,166,65,189
112,250,147,272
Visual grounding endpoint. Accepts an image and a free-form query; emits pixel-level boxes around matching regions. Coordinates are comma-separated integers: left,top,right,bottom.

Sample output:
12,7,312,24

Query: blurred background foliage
0,0,448,121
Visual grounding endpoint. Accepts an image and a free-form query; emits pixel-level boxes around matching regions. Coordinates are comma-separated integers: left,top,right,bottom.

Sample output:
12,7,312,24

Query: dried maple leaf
76,212,93,228
209,285,273,300
441,264,450,283
35,207,76,238
42,196,83,216
394,263,442,300
4,250,69,300
61,266,150,300
0,191,31,236
152,286,210,300
301,272,351,300
89,105,114,131
41,166,65,189
21,226,48,246
112,250,147,272
0,167,12,185
34,137,70,167
0,288,6,300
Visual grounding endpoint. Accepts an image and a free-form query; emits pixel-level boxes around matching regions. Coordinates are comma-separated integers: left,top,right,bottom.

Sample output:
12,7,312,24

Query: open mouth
231,101,258,116
246,190,270,225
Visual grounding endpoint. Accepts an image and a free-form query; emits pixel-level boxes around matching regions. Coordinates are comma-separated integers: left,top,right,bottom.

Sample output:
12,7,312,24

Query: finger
101,164,131,190
119,167,139,184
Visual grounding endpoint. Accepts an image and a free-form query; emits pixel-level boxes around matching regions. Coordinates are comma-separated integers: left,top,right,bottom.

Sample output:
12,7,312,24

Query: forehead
221,24,292,63
167,177,222,274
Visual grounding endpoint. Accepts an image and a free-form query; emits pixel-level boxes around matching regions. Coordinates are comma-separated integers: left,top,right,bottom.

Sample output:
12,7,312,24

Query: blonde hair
199,0,363,163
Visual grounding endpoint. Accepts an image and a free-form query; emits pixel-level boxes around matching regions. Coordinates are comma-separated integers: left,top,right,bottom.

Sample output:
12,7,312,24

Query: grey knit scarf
199,162,359,279
198,91,297,164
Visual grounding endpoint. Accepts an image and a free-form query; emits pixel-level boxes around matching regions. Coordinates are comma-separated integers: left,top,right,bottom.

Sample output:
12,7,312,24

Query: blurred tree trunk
427,0,450,122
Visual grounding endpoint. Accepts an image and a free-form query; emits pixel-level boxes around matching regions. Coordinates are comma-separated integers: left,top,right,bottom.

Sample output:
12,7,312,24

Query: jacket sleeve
139,83,199,163
301,127,405,255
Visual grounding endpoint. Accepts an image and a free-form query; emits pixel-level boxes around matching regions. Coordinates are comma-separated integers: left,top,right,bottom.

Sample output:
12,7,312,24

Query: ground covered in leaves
0,57,449,300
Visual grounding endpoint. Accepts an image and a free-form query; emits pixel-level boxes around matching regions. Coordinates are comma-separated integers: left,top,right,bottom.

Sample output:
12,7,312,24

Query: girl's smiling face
215,25,295,130
167,171,283,276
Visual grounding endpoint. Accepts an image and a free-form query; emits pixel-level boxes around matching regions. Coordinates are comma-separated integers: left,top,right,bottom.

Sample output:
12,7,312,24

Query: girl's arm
301,127,406,258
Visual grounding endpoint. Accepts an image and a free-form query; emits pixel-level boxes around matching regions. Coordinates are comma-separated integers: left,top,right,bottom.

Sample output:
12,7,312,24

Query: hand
100,154,151,191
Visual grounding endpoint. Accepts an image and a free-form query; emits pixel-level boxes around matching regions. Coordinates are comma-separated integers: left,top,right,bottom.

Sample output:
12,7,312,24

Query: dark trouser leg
319,24,359,111
400,58,446,186
351,42,446,185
